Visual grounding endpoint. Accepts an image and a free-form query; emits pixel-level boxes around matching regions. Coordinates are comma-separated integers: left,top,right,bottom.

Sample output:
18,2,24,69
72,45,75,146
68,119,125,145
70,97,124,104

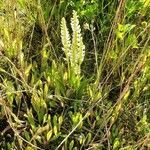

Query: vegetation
0,0,149,149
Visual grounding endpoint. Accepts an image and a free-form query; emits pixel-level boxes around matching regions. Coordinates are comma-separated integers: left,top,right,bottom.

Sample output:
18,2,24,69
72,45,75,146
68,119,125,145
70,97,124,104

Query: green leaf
47,130,53,141
86,133,92,145
44,83,49,97
58,115,63,126
53,115,58,126
53,125,58,135
126,34,138,48
24,130,31,141
25,64,32,77
69,140,74,150
113,138,120,149
26,147,34,150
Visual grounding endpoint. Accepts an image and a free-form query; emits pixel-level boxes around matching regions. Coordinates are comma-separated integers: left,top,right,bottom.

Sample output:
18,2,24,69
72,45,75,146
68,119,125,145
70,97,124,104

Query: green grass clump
0,0,150,150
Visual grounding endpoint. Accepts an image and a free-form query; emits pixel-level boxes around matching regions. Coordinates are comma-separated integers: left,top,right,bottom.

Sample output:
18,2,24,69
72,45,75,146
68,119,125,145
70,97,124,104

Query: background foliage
0,0,150,149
